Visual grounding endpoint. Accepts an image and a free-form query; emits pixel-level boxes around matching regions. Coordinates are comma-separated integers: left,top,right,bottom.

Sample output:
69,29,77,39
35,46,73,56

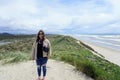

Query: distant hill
0,32,35,40
0,32,58,40
0,33,15,37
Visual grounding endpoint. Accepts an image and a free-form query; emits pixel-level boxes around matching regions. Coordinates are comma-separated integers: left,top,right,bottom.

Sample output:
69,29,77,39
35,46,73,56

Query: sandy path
0,59,93,80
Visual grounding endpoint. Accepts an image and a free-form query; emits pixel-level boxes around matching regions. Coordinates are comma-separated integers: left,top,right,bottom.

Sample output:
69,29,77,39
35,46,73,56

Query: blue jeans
36,57,48,77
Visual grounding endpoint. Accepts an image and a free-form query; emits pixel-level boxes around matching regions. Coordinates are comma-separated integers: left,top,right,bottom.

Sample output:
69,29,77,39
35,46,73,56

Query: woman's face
39,32,44,39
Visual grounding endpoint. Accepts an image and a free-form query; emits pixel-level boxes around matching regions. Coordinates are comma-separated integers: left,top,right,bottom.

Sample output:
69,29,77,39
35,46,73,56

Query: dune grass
0,34,120,80
1,51,29,64
49,35,120,80
0,38,34,64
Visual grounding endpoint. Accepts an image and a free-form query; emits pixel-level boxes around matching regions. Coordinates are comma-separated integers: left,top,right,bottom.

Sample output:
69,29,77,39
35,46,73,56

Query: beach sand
80,40,120,66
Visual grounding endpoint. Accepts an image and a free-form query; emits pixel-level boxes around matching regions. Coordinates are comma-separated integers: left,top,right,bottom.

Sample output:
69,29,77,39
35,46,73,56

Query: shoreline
79,40,120,66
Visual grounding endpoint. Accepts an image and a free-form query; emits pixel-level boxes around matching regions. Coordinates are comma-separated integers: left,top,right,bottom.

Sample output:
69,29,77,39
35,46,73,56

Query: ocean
72,35,120,51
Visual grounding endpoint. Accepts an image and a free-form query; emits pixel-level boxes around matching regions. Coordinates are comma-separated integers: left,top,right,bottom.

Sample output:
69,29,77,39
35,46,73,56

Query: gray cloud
0,0,120,34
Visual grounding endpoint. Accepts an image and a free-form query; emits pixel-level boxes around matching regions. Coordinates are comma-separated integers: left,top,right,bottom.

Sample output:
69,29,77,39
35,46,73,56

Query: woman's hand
48,55,50,59
31,57,35,60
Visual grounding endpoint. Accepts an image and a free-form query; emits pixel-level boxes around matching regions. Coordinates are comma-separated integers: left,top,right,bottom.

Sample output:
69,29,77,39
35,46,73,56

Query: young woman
31,30,51,80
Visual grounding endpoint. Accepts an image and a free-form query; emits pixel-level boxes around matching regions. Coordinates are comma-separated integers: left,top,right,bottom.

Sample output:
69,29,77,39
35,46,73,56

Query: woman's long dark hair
36,30,45,42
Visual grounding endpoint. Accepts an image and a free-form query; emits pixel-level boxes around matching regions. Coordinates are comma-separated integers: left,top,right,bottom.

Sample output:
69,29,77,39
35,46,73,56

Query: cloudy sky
0,0,120,34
